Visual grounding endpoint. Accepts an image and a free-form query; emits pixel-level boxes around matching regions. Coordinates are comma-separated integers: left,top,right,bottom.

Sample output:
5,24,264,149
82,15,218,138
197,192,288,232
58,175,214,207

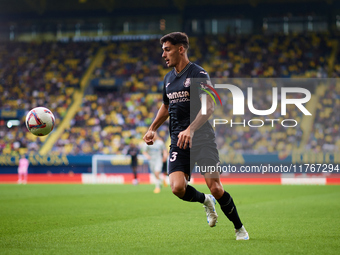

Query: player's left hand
177,128,193,149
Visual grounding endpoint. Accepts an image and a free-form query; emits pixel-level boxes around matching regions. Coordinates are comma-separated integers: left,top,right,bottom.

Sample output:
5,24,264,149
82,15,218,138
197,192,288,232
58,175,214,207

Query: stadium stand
92,40,164,93
52,90,168,155
307,82,340,152
53,33,332,155
0,41,99,154
0,31,337,156
197,33,332,78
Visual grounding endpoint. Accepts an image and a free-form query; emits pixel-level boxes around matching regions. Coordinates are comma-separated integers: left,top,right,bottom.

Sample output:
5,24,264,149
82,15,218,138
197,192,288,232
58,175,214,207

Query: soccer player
161,154,169,187
127,141,140,185
18,155,29,184
143,32,249,240
142,132,168,193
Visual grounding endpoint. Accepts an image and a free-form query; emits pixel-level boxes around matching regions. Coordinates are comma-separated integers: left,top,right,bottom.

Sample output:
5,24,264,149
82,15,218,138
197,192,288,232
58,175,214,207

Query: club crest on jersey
200,83,207,89
184,78,191,87
200,80,212,90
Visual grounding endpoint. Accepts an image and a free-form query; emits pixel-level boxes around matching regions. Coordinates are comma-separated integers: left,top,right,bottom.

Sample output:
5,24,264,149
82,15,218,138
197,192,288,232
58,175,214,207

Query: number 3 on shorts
169,152,178,162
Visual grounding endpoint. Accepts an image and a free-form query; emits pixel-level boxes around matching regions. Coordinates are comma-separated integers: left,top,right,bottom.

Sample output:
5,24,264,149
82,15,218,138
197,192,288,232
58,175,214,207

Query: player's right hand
143,130,155,145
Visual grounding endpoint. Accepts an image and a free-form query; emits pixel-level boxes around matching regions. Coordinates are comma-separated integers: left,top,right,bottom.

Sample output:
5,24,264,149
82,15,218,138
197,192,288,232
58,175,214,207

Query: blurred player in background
161,154,169,187
142,132,168,193
143,32,249,240
18,155,29,184
127,141,140,185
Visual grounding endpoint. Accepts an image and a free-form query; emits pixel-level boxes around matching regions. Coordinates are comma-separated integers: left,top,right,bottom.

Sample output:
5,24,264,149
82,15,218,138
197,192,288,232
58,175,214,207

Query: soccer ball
26,107,55,136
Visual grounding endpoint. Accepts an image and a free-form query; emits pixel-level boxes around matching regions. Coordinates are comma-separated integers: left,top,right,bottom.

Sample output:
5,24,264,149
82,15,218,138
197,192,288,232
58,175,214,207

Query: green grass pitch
1,184,339,254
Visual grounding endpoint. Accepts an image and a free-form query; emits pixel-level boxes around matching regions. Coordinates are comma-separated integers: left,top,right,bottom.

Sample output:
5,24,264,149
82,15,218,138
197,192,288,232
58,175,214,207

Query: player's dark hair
160,32,189,49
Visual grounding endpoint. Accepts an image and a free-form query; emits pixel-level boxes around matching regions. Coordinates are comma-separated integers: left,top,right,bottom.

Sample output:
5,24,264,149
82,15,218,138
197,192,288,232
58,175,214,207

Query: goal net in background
86,154,149,184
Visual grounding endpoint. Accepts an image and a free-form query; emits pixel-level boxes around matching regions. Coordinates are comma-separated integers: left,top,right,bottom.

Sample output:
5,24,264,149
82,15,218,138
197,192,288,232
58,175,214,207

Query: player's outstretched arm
143,104,169,145
177,96,214,149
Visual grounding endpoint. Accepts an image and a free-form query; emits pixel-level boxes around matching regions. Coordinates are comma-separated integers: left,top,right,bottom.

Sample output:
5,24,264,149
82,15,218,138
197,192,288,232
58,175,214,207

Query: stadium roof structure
0,0,337,16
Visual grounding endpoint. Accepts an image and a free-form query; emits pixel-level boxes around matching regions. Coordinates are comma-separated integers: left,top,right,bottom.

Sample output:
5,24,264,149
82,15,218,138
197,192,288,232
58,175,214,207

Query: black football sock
217,191,243,229
180,185,205,203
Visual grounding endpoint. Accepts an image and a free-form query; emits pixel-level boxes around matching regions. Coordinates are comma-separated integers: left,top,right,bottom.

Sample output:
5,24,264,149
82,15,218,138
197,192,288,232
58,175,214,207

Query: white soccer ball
25,107,55,136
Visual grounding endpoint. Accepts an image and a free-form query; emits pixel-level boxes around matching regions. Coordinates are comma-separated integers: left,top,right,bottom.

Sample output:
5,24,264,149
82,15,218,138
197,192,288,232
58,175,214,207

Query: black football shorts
168,143,219,178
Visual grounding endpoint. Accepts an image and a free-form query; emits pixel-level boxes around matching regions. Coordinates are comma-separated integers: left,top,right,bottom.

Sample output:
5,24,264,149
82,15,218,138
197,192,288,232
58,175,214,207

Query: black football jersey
163,62,216,147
